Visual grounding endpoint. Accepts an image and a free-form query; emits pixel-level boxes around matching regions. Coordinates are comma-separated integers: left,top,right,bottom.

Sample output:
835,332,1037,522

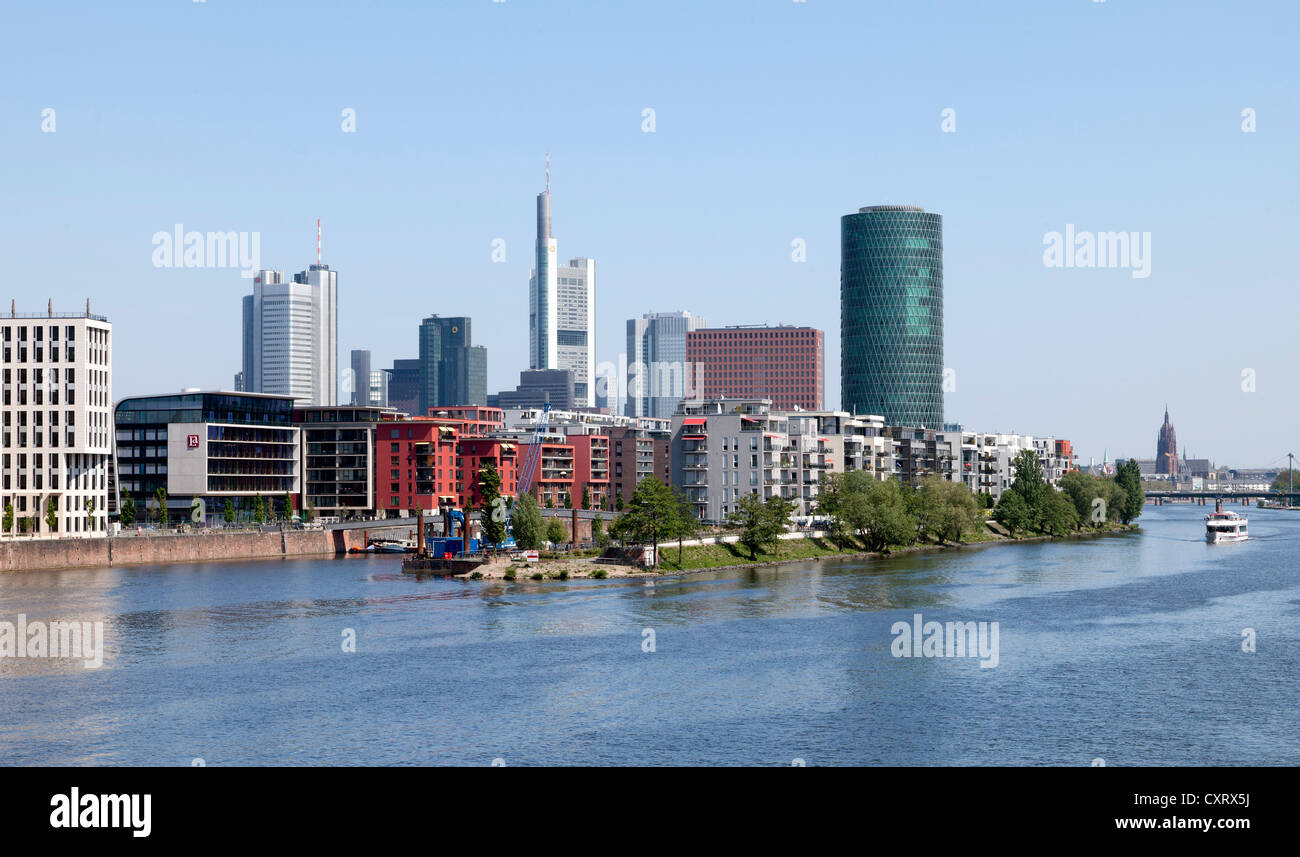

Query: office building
294,404,398,519
418,315,487,413
349,350,372,405
686,325,823,411
491,369,575,410
626,310,707,418
241,260,338,406
841,205,944,428
1,309,113,537
528,165,596,407
113,391,299,525
387,358,421,415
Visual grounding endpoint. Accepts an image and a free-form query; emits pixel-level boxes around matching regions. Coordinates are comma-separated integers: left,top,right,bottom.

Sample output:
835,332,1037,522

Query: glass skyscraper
840,205,944,429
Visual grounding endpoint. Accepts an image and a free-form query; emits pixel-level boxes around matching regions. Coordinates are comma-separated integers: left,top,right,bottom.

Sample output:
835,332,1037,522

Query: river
1,502,1295,765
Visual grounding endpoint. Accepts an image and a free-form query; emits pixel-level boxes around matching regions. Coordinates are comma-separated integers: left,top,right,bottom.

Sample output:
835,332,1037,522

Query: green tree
45,496,58,532
562,492,573,510
545,517,568,546
120,495,136,528
19,516,30,534
916,476,981,544
1059,470,1100,528
729,494,793,561
820,471,916,551
155,486,168,527
1114,459,1145,524
1007,449,1047,509
223,499,236,526
478,461,507,546
615,494,624,512
253,494,266,525
85,497,96,532
2,502,13,535
592,513,607,547
614,476,691,568
1039,489,1080,536
283,491,295,522
993,489,1035,536
580,485,590,510
306,498,316,523
511,493,544,550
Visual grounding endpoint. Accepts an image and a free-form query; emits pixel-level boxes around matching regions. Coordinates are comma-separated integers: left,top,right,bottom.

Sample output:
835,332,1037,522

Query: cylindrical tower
840,205,944,428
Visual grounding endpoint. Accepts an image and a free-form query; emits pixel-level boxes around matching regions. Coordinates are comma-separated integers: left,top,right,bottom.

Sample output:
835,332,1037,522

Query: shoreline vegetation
479,447,1147,582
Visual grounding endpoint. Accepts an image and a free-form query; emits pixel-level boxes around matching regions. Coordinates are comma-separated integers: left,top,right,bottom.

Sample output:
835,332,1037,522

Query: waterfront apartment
0,309,112,537
294,404,400,520
113,391,300,525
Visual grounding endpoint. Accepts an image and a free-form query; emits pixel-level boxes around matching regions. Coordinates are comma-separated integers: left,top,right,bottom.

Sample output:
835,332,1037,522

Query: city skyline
4,1,1296,466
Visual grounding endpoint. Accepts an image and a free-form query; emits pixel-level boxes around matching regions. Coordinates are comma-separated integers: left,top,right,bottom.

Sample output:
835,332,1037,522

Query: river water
1,502,1295,766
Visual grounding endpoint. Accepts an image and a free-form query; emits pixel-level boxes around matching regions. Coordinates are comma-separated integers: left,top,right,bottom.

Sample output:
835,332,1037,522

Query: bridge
1144,491,1298,506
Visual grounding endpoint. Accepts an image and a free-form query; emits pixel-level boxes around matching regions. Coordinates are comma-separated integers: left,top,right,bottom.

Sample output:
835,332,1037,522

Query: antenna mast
545,152,550,194
316,218,322,265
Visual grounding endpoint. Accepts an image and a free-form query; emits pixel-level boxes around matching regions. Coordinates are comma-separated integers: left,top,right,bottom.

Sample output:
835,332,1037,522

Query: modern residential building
418,315,488,412
841,205,944,429
686,325,824,411
528,168,596,407
113,391,300,525
491,368,575,410
626,310,707,418
294,404,398,519
375,414,518,517
608,425,670,507
1,309,113,537
242,262,338,406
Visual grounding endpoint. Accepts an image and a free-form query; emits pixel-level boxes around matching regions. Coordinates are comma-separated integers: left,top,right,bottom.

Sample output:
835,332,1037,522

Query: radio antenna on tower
545,152,550,194
316,218,322,265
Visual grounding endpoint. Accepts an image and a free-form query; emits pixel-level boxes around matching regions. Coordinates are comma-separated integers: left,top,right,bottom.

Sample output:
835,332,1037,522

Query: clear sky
2,0,1296,467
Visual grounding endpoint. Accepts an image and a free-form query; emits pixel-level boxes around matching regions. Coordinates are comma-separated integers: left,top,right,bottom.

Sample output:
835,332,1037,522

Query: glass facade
840,206,944,429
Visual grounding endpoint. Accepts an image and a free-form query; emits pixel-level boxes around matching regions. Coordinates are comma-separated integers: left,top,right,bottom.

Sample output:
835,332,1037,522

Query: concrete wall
0,528,373,573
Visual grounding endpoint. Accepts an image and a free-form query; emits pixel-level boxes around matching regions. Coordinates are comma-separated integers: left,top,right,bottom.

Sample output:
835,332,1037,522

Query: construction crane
503,402,551,543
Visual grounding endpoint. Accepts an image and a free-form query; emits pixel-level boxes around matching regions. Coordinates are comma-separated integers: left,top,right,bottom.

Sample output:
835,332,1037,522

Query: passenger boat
371,539,416,553
1205,506,1248,544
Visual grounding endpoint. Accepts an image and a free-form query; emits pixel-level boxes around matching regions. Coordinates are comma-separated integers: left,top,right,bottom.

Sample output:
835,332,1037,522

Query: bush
470,571,483,580
557,569,569,580
591,568,608,579
503,569,516,581
530,572,544,581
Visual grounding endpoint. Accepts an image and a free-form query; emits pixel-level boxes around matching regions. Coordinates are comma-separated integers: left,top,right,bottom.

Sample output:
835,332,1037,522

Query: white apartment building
242,264,338,406
1,310,112,537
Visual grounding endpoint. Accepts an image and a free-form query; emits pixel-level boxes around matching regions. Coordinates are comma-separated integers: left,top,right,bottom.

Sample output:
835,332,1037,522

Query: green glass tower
840,205,944,428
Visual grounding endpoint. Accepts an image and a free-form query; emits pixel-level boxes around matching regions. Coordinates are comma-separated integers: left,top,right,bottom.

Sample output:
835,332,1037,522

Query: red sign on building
187,434,200,449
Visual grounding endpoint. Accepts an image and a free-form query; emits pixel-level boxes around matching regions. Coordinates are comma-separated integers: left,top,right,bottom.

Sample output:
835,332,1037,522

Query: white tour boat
1205,504,1248,544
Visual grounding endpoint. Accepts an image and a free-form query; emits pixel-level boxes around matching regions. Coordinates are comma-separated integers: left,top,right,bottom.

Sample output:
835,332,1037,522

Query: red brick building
686,325,823,410
376,417,517,516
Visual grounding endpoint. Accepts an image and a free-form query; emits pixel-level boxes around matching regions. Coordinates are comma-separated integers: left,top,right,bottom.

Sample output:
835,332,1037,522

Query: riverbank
650,522,1138,575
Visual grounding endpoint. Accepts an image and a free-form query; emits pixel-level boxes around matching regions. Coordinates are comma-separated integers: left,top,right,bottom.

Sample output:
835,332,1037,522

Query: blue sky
2,0,1296,467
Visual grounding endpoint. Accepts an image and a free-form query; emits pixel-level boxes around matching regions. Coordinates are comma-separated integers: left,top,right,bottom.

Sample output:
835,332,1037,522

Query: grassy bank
653,522,1136,573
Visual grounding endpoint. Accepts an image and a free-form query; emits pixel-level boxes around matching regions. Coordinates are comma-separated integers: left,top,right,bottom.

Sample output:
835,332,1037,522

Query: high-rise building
368,369,390,408
528,161,595,407
490,369,575,410
241,259,338,406
686,325,823,411
418,315,487,413
387,358,421,416
1156,407,1179,476
626,311,707,418
349,350,372,405
841,205,944,428
1,309,113,537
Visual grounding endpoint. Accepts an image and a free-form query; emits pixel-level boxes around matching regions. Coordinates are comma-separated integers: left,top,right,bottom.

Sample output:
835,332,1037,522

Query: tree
613,476,689,567
511,493,543,550
85,497,96,532
283,491,295,522
19,516,30,534
305,498,316,523
155,486,168,527
1007,450,1047,509
916,476,980,544
2,502,13,536
545,518,568,547
478,461,506,546
729,494,793,561
615,494,624,512
224,499,236,526
1114,459,1145,524
1039,489,1080,536
592,513,607,547
253,494,266,525
819,471,916,551
45,496,58,532
580,485,590,510
993,489,1034,536
562,492,573,510
120,495,136,528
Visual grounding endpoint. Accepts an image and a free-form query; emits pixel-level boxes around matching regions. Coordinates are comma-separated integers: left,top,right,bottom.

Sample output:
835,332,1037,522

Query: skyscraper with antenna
241,219,338,405
528,155,596,406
